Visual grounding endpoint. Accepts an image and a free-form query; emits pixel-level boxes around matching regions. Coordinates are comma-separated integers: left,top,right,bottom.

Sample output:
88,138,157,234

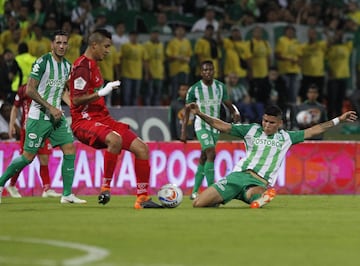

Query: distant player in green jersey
181,60,240,200
189,104,357,208
0,30,86,204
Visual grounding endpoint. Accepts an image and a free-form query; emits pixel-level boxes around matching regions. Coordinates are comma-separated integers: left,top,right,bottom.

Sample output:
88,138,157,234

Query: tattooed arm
189,103,232,133
304,111,357,139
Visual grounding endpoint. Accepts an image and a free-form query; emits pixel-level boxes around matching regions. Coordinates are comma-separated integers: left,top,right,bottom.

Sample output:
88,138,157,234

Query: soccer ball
157,184,183,208
296,110,312,126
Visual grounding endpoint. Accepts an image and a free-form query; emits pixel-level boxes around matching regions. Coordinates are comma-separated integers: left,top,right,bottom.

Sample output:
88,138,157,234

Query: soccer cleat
98,190,111,205
60,194,87,204
42,189,62,198
6,186,22,198
134,195,164,209
189,192,198,200
250,188,276,209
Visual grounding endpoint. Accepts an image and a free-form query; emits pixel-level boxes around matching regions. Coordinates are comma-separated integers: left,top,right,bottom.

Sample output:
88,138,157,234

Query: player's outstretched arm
189,103,232,133
304,111,358,139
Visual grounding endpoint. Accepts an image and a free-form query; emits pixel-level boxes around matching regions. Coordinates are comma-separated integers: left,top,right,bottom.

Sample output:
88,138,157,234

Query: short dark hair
200,60,213,68
308,83,319,91
264,105,283,118
18,42,28,54
88,28,112,44
51,30,68,41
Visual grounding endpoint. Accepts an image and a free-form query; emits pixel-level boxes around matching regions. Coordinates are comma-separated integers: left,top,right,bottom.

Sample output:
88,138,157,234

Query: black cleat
134,195,164,209
98,190,111,205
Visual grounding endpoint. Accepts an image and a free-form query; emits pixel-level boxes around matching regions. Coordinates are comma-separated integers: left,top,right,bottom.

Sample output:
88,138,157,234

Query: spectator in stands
15,42,36,89
294,84,327,140
261,66,287,115
226,72,263,124
156,0,183,15
248,25,272,98
0,49,22,103
275,25,302,105
98,43,120,106
143,28,165,106
166,24,193,101
219,25,250,88
223,0,246,30
119,31,149,105
194,24,222,80
191,6,219,32
26,24,51,58
29,0,46,27
0,101,19,140
71,0,94,39
1,16,26,55
345,1,360,29
91,11,115,34
169,83,195,140
154,12,173,34
43,13,59,39
112,21,129,52
326,28,353,118
61,21,83,64
299,27,327,102
17,4,30,30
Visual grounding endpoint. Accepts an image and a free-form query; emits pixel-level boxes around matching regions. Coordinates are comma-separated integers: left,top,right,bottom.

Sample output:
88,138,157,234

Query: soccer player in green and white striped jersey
181,60,240,200
189,104,357,208
0,30,86,204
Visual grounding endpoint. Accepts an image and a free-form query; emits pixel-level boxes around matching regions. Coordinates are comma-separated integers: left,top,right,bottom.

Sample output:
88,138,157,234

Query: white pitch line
0,236,109,266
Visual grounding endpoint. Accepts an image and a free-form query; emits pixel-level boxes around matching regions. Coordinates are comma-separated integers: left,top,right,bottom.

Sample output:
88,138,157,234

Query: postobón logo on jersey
28,133,37,139
74,77,87,90
46,79,66,87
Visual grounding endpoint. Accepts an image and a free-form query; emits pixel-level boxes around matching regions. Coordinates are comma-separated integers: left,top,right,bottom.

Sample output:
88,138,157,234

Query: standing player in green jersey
181,60,241,200
188,104,357,208
0,30,86,204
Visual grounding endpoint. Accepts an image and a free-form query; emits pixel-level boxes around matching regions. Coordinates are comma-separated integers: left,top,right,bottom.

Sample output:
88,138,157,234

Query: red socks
102,151,118,190
40,165,50,191
135,158,150,197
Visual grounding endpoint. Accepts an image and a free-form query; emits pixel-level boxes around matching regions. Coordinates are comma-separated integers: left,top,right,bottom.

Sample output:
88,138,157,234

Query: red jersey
13,84,32,128
69,55,110,123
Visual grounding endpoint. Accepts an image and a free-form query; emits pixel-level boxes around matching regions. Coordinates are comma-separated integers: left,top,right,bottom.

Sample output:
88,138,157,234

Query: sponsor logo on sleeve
74,77,86,90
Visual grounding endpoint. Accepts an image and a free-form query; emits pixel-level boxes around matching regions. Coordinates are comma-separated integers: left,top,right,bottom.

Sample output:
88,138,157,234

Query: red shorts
71,117,137,150
19,128,52,155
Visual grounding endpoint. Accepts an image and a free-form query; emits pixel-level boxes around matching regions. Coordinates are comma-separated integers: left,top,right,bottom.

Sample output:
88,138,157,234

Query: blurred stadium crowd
1,0,360,132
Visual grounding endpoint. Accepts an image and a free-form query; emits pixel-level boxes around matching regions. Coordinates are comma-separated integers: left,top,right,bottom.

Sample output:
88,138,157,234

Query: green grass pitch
1,195,360,266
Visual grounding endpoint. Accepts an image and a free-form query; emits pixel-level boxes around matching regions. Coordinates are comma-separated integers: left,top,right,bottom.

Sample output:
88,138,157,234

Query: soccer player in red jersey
7,84,62,198
68,29,162,208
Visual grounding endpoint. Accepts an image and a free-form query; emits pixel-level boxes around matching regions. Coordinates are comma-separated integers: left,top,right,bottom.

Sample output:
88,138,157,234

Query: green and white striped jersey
28,53,71,121
230,123,304,185
186,79,229,132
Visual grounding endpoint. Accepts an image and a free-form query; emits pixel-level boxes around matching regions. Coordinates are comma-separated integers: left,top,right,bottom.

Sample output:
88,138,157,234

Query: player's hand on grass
98,80,121,97
339,111,358,123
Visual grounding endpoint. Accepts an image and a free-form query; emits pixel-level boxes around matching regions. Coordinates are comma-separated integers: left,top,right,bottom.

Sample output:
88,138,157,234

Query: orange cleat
250,188,276,209
134,195,163,209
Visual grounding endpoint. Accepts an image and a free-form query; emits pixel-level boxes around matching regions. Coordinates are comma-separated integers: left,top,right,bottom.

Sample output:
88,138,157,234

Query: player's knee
131,140,149,159
106,133,122,153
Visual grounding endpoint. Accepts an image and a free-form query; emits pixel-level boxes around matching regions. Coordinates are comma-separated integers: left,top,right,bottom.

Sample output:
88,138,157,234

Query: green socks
192,164,204,193
62,154,75,196
192,162,215,193
204,161,215,187
0,155,30,186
